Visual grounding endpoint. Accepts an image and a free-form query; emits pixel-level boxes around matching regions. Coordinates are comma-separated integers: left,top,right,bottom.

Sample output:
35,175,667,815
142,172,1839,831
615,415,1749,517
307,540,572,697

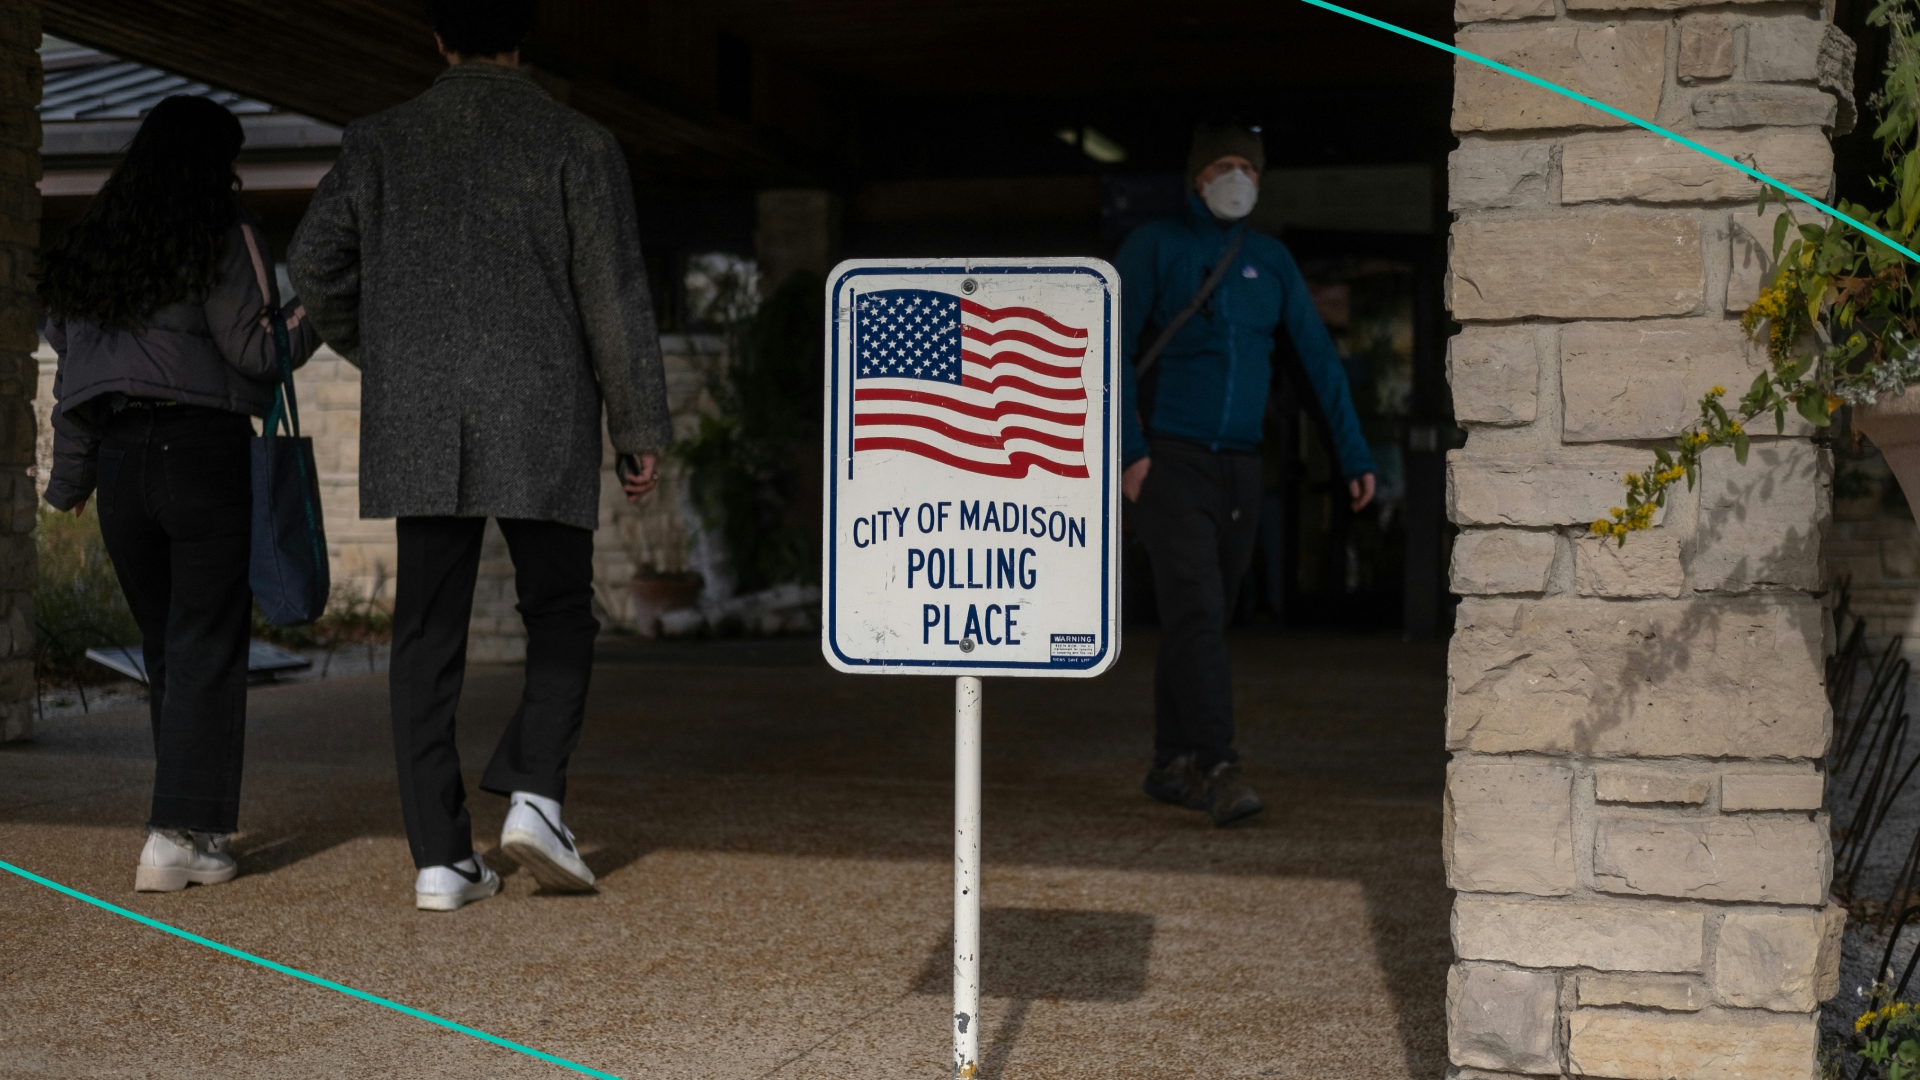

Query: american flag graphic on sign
852,289,1089,479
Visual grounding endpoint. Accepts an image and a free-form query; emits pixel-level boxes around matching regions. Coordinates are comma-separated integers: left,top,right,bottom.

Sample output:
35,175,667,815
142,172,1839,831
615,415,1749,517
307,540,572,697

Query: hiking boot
134,828,238,892
1204,761,1265,827
1143,754,1208,810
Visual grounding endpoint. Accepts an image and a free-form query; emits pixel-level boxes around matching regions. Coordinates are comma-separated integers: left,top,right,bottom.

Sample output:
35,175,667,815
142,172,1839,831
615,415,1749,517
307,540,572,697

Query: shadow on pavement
0,629,1449,1077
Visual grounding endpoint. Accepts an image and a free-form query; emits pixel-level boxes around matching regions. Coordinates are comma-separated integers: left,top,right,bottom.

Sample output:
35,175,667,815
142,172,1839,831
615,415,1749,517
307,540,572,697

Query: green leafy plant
674,269,825,592
32,506,140,685
1858,980,1920,1079
1599,0,1920,542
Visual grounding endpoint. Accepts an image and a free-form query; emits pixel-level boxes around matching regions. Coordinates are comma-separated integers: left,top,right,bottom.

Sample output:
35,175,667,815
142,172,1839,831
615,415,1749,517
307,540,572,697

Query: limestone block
1818,902,1846,1002
0,657,29,741
1453,24,1668,134
1448,963,1560,1075
0,395,31,468
1448,595,1830,758
1578,974,1705,1011
1449,451,1666,527
1560,319,1763,442
308,381,362,408
468,634,526,664
1693,84,1838,130
1454,895,1706,972
1449,141,1555,211
1888,539,1920,580
1575,532,1685,599
1820,25,1861,134
1714,908,1831,1011
0,511,24,588
1455,0,1555,19
1592,812,1831,905
1679,16,1734,81
1567,1008,1816,1080
1446,759,1576,896
1448,326,1539,424
1595,765,1711,804
1452,528,1557,595
1448,214,1703,321
1693,442,1829,592
1567,0,1799,7
1559,130,1832,205
1743,18,1832,83
1720,771,1823,811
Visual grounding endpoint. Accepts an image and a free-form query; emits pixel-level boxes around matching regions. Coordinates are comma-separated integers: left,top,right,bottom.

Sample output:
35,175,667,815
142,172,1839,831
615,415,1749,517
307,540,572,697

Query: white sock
452,856,479,874
511,791,562,820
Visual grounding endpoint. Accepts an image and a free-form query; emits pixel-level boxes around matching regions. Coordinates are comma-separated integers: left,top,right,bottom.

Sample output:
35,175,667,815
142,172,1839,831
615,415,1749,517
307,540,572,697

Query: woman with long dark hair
39,95,317,892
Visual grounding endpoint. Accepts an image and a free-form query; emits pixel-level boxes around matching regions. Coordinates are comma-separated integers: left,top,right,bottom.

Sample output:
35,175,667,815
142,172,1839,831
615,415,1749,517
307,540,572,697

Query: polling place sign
821,259,1121,677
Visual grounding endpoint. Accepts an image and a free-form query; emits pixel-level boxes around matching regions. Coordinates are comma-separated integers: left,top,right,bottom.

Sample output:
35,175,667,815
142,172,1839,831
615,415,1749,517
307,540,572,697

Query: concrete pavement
0,631,1449,1079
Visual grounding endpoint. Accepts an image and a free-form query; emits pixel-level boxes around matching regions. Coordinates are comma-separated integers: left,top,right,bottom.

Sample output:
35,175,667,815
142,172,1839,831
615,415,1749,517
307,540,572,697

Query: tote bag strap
258,306,328,604
261,309,301,439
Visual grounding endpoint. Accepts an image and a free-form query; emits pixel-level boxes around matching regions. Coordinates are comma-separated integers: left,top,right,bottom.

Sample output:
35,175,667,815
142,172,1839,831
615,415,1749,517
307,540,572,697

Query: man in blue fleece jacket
1120,123,1377,826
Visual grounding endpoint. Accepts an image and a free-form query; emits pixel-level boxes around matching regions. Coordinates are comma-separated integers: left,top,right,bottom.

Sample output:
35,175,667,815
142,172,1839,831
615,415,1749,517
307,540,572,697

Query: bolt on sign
821,259,1122,677
820,258,1122,1079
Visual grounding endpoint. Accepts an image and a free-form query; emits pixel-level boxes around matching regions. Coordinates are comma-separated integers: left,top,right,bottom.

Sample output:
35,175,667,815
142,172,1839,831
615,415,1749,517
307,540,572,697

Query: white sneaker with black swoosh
414,858,501,912
499,791,595,892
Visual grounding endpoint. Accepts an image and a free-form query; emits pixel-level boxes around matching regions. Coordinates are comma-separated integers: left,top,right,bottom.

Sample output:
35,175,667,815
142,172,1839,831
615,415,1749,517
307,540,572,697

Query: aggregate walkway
0,632,1450,1079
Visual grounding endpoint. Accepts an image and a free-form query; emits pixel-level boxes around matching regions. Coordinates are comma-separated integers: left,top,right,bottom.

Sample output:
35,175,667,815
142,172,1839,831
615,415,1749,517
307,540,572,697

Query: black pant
390,516,599,868
95,405,255,833
1135,439,1263,771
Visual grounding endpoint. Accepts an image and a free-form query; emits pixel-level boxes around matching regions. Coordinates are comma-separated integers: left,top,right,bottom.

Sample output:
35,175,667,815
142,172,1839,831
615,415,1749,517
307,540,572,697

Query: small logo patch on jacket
1241,265,1259,278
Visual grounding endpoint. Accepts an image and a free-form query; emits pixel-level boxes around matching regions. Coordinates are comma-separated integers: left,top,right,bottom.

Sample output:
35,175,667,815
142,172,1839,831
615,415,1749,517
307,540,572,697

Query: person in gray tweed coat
289,0,667,912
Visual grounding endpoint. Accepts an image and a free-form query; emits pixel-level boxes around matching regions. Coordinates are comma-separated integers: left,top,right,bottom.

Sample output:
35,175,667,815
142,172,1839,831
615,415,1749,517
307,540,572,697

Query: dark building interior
38,0,1460,639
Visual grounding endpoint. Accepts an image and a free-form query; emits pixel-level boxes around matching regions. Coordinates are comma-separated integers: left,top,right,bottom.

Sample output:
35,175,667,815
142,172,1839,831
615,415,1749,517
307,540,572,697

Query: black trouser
1135,438,1263,771
95,405,256,834
390,516,599,868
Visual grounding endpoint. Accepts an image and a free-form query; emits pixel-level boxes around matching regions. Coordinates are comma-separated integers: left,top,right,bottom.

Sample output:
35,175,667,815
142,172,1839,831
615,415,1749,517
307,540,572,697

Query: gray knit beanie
1185,123,1266,189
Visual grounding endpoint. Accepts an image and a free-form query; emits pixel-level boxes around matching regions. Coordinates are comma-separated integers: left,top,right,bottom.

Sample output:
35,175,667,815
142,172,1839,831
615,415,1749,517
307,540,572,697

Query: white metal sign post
821,259,1122,1077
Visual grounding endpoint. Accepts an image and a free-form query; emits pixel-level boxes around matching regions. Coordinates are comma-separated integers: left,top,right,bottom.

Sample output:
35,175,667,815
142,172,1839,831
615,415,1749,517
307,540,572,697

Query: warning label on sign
1049,633,1098,659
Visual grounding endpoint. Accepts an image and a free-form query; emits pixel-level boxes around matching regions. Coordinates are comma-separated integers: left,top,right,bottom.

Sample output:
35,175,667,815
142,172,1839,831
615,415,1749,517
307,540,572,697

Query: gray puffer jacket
43,203,318,510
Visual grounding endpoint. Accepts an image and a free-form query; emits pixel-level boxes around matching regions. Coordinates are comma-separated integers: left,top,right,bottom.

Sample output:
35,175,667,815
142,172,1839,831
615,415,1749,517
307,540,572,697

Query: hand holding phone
617,452,660,503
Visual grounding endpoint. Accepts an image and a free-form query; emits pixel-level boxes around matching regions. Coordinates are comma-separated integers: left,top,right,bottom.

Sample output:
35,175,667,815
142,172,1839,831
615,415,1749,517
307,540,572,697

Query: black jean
390,516,599,868
1134,438,1263,771
94,405,255,833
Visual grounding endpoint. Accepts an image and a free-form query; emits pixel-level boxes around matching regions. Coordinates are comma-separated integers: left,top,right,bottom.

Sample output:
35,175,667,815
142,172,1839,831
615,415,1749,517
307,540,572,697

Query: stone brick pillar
1445,3,1848,1077
0,4,39,743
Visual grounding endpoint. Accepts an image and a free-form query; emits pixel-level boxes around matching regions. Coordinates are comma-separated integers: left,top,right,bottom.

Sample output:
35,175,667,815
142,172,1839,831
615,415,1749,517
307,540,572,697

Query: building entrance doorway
13,2,1464,1076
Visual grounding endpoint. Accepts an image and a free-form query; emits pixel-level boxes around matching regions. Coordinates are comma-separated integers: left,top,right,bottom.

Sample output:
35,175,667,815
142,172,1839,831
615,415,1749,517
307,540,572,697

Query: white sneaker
134,829,238,892
499,792,595,892
414,858,502,912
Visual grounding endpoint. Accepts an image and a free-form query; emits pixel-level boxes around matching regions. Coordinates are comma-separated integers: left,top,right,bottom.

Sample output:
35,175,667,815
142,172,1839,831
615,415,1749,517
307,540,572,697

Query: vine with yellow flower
1857,982,1920,1080
1596,0,1920,544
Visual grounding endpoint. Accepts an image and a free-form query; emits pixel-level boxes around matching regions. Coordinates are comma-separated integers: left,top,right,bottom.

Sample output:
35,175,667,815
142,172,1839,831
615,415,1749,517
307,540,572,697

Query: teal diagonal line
0,858,625,1080
1298,0,1920,263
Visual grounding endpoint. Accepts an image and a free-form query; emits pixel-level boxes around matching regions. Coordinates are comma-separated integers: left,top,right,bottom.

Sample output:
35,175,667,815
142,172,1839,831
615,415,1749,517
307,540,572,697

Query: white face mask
1200,168,1259,221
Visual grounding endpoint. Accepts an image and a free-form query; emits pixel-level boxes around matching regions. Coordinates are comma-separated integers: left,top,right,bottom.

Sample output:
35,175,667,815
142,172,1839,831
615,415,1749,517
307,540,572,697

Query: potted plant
629,565,703,639
1598,0,1920,541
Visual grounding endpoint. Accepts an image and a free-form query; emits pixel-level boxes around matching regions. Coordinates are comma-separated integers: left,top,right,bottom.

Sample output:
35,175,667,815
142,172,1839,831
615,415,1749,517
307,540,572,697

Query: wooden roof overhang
41,0,1452,192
